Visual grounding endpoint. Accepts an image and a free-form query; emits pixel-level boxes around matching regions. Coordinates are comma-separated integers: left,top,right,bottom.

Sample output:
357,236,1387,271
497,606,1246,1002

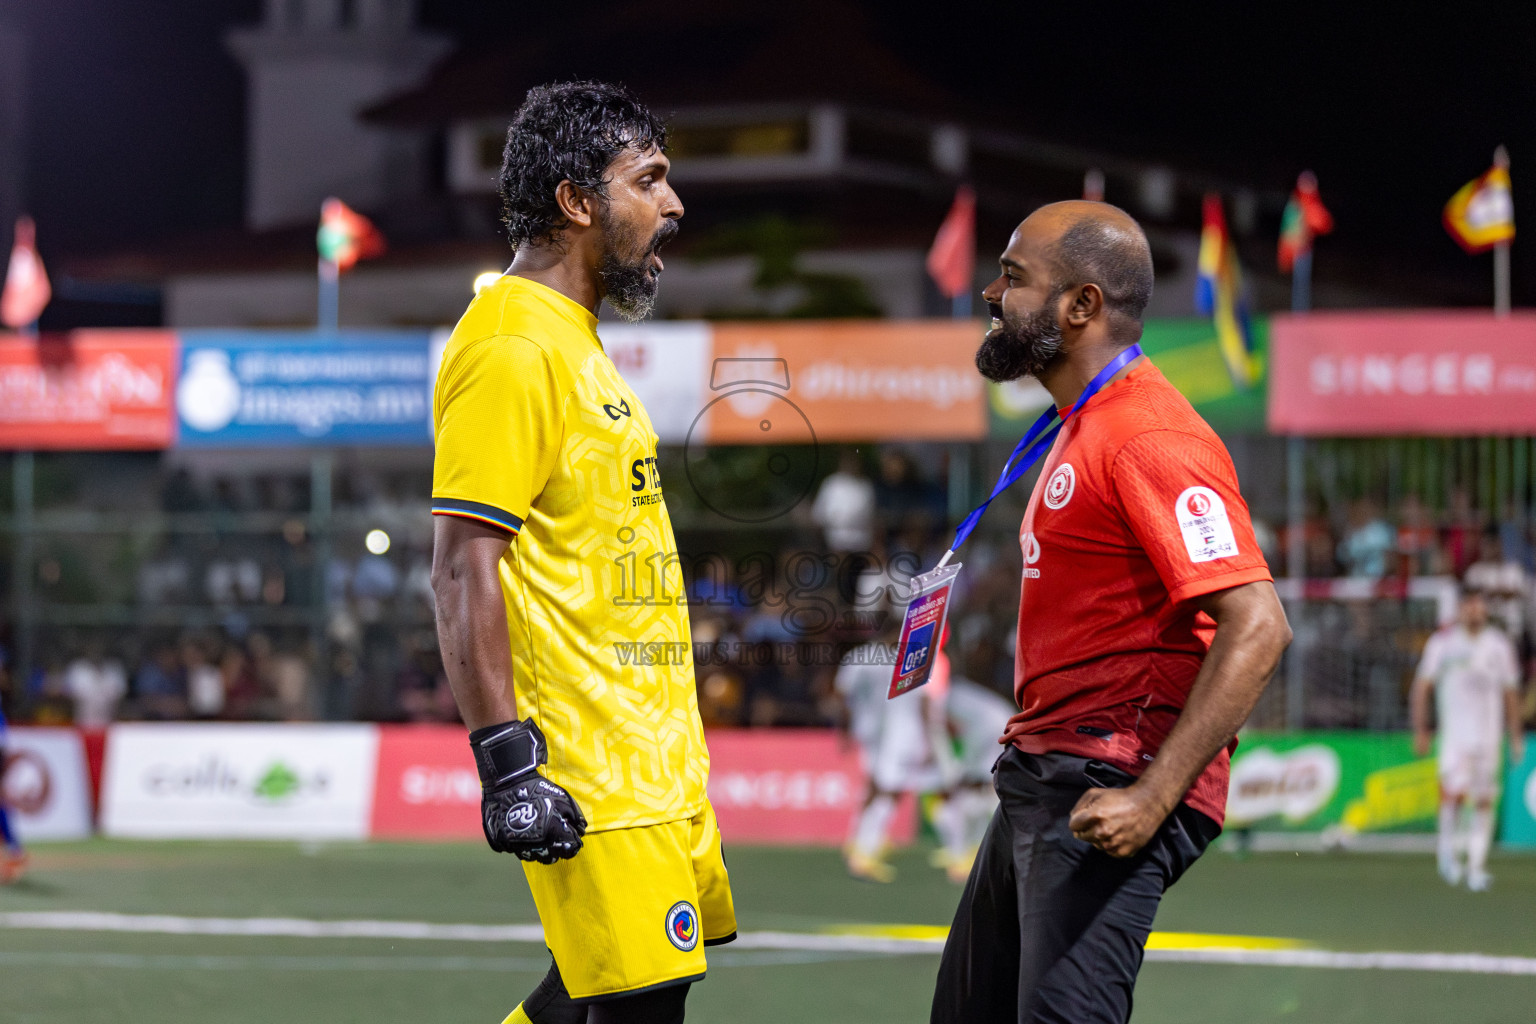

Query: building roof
364,0,973,126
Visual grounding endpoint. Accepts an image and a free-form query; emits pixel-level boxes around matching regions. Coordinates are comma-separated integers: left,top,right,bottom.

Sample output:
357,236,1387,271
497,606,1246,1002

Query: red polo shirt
1007,360,1272,825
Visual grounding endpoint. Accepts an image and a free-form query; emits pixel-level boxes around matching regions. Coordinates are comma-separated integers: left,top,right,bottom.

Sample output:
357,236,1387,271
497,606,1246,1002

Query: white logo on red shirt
1043,463,1075,509
1022,531,1041,577
1174,486,1239,563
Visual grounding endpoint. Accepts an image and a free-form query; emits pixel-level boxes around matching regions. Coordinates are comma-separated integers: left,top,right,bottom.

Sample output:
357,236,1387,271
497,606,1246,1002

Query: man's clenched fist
469,719,587,863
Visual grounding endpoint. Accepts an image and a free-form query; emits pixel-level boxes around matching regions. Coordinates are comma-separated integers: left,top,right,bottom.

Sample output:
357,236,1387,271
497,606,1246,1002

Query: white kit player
942,676,1016,879
836,622,963,883
1411,588,1525,891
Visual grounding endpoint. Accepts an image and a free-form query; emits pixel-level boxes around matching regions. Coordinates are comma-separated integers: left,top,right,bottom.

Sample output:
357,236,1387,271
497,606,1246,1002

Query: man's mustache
650,221,679,253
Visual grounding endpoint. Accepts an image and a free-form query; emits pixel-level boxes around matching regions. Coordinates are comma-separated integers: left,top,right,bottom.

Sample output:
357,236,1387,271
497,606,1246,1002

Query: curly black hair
498,81,668,252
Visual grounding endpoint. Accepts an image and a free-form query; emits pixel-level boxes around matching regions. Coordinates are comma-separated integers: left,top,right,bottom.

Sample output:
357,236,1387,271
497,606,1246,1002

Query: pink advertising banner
1269,312,1536,436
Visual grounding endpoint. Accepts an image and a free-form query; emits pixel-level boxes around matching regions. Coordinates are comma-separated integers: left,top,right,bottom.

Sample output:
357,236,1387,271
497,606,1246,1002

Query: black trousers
930,749,1220,1024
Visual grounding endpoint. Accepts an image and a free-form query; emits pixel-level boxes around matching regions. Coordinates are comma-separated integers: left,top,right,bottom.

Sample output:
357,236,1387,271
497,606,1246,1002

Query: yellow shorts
522,799,737,1001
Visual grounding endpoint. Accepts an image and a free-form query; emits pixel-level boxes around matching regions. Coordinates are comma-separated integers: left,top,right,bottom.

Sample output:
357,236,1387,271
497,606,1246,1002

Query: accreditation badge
888,562,961,699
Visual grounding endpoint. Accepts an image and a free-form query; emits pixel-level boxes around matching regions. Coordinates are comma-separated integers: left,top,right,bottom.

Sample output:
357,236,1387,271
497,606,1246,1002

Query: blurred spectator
136,542,193,605
62,645,128,727
1250,514,1281,570
811,451,876,554
1337,498,1394,579
184,640,225,718
876,449,944,532
1396,495,1443,577
219,642,261,719
269,642,314,721
1442,488,1482,577
133,644,188,719
1465,528,1531,648
206,557,262,606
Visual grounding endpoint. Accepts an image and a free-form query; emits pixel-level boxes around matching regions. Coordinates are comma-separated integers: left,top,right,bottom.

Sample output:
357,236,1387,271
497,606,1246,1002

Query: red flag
2,216,51,329
926,186,976,300
317,198,385,273
1277,171,1334,273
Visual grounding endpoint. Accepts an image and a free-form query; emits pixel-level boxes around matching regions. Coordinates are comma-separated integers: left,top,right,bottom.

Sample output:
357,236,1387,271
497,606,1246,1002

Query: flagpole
1285,197,1312,730
1291,249,1312,314
1494,145,1511,318
318,257,339,332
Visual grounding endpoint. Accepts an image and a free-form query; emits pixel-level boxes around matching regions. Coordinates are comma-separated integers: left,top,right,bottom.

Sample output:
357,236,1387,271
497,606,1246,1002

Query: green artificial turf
0,840,1530,1023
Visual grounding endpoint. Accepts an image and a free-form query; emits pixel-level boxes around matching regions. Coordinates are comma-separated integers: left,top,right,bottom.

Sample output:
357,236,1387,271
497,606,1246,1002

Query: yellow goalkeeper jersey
431,275,708,831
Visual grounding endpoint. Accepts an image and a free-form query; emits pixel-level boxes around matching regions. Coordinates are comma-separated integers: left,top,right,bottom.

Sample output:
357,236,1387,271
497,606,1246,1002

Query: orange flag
926,186,976,300
1,216,51,329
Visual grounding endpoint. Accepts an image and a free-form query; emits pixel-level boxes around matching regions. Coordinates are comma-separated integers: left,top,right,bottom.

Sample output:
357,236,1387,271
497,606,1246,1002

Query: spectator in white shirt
62,646,128,728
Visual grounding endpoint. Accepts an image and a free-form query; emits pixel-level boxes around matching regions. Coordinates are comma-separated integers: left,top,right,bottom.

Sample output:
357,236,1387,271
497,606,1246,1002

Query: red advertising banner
370,725,913,845
370,725,480,840
1269,312,1536,435
706,728,912,845
0,330,178,449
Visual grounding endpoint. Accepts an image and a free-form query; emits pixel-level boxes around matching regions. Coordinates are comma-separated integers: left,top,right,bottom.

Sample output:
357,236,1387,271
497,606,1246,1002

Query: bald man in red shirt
930,202,1291,1024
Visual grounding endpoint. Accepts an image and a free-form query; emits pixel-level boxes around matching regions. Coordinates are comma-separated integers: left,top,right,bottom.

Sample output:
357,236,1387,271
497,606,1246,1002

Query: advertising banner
370,725,480,840
703,321,987,442
1,728,93,840
1498,738,1536,848
989,318,1269,438
0,330,177,449
101,723,378,839
1269,311,1536,435
706,728,912,844
1227,731,1436,833
176,331,433,446
600,322,714,443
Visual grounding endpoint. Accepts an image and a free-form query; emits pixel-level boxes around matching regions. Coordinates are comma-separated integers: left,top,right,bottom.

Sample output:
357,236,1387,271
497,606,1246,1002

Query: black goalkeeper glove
469,719,587,864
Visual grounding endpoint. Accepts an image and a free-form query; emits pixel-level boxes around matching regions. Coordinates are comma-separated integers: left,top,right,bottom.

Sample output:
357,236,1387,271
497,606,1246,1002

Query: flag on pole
1196,193,1260,389
926,185,976,299
1444,150,1514,254
1,215,51,329
316,198,385,272
1277,170,1334,273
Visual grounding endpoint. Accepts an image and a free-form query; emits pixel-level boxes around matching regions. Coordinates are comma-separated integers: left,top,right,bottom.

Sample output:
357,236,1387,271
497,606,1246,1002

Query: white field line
3,912,1536,976
0,949,881,972
1145,947,1536,976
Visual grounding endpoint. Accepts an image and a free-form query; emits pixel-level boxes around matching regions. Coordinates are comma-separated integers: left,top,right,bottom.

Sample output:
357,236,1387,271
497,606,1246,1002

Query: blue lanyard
942,344,1143,562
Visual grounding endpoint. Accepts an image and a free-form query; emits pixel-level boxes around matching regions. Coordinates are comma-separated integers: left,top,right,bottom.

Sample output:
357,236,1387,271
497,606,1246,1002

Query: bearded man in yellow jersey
431,81,733,1024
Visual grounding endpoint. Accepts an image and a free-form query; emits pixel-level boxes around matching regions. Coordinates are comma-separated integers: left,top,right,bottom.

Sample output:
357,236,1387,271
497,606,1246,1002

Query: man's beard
599,218,678,323
975,288,1066,383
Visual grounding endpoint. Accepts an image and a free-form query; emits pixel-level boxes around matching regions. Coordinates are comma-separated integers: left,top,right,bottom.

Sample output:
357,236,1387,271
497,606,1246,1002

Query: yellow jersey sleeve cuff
431,497,524,535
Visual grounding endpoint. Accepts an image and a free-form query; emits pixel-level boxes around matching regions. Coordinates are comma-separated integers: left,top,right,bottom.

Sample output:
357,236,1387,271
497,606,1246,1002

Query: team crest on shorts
665,901,700,952
1043,463,1075,509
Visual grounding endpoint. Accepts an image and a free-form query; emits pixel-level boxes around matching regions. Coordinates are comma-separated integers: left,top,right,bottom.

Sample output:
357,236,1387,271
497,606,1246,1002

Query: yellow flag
1444,158,1514,254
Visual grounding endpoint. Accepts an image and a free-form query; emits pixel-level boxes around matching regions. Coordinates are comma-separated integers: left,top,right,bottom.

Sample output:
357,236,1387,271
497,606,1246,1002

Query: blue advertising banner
175,332,434,446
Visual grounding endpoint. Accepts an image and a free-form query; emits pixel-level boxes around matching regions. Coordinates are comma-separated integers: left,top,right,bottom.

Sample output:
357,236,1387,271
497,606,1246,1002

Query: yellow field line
824,924,1305,951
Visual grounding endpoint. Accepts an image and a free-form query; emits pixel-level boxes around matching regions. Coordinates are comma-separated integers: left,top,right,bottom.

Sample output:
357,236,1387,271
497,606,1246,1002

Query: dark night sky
1,0,1533,304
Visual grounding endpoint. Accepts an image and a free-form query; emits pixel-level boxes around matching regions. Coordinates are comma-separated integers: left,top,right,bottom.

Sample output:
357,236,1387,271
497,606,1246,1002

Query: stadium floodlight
472,271,503,294
365,529,391,555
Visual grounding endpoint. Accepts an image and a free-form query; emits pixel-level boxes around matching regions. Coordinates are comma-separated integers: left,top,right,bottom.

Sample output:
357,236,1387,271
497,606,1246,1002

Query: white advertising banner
101,724,378,840
2,728,93,841
599,321,713,442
